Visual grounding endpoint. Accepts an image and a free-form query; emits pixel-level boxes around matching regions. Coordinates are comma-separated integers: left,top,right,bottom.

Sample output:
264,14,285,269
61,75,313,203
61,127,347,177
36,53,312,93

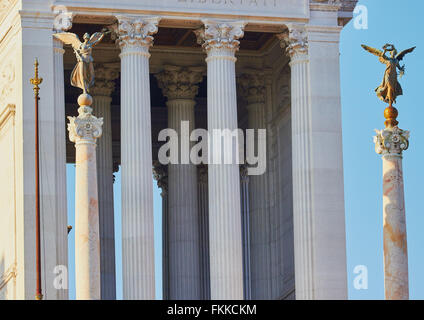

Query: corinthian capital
112,16,160,50
238,72,266,105
277,24,308,59
155,65,204,100
91,64,119,97
195,20,246,53
153,161,168,195
68,114,103,145
374,127,410,157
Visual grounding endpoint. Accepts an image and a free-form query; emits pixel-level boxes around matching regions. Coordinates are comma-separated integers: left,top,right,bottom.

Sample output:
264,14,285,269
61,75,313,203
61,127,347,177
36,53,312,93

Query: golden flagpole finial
30,58,43,97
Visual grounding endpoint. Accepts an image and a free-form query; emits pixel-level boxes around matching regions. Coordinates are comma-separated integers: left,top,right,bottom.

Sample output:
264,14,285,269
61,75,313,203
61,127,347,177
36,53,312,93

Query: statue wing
396,46,416,61
88,32,105,47
361,44,383,57
53,32,81,49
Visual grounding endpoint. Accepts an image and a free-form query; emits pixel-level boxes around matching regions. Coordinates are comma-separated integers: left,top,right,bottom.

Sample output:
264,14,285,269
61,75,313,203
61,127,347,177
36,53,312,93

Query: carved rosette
91,65,119,97
68,113,103,145
374,127,410,157
112,16,160,53
153,161,168,195
238,72,266,105
277,25,309,60
195,20,246,56
155,65,204,100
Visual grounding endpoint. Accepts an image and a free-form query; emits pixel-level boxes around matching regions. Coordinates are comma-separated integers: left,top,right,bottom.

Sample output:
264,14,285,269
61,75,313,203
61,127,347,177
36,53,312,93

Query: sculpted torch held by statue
361,43,415,107
54,30,108,94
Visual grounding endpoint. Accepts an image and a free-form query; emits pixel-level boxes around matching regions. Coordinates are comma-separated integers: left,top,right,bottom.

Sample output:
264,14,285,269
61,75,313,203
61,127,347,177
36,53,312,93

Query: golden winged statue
361,43,415,107
54,31,107,94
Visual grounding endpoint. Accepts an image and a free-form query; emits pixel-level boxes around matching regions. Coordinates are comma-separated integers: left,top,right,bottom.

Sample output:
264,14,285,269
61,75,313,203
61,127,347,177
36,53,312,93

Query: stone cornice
310,0,342,12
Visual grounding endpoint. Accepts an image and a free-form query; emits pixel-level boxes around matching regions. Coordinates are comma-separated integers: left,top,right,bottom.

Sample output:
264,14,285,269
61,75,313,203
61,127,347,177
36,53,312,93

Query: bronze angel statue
54,31,108,94
361,43,415,107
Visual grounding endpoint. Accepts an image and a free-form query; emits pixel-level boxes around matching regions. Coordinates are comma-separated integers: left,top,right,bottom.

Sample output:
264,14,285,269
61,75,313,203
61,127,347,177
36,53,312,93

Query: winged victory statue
54,31,108,94
361,43,415,107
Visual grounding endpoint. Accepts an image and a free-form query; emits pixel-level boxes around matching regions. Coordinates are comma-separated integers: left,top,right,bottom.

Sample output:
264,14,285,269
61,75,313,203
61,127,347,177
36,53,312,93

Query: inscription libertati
177,0,278,7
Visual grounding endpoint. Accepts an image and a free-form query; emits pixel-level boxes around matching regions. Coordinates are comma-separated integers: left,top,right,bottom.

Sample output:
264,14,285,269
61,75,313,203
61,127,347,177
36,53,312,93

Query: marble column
155,65,203,299
239,165,251,300
278,23,348,299
67,94,103,300
239,72,271,299
113,15,160,300
195,20,246,300
153,162,169,300
374,111,410,300
53,36,69,300
91,65,119,300
198,164,210,300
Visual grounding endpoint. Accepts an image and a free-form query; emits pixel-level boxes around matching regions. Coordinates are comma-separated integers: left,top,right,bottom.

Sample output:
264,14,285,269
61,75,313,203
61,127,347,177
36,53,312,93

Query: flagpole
30,58,43,300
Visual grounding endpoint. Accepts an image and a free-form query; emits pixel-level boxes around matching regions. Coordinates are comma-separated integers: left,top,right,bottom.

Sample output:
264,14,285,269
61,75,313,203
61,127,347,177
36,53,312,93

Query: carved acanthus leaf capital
153,161,168,195
195,20,246,53
155,65,204,100
68,112,103,144
374,126,410,157
277,25,309,59
238,72,266,105
112,16,160,50
91,64,119,97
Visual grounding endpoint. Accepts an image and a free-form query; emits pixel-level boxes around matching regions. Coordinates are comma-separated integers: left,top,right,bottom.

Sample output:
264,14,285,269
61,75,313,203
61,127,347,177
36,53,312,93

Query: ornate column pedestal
68,95,103,300
374,110,410,300
196,20,246,300
91,65,119,300
155,65,203,299
239,72,271,299
113,15,160,300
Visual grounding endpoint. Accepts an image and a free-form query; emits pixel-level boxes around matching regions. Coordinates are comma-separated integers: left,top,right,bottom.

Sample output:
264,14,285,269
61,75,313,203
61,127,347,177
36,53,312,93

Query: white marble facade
0,0,357,300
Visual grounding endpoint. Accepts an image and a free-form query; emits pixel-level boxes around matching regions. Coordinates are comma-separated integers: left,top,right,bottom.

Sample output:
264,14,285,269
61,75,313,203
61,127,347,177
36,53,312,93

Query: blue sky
66,0,424,300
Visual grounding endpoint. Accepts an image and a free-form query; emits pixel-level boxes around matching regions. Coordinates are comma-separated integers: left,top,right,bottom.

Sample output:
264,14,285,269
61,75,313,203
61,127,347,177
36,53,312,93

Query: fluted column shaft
91,67,118,300
196,20,246,300
53,37,69,300
240,73,271,299
286,34,315,301
156,65,204,299
114,16,160,300
198,165,211,300
239,166,251,300
68,97,103,300
167,99,201,299
375,125,410,300
279,24,348,300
